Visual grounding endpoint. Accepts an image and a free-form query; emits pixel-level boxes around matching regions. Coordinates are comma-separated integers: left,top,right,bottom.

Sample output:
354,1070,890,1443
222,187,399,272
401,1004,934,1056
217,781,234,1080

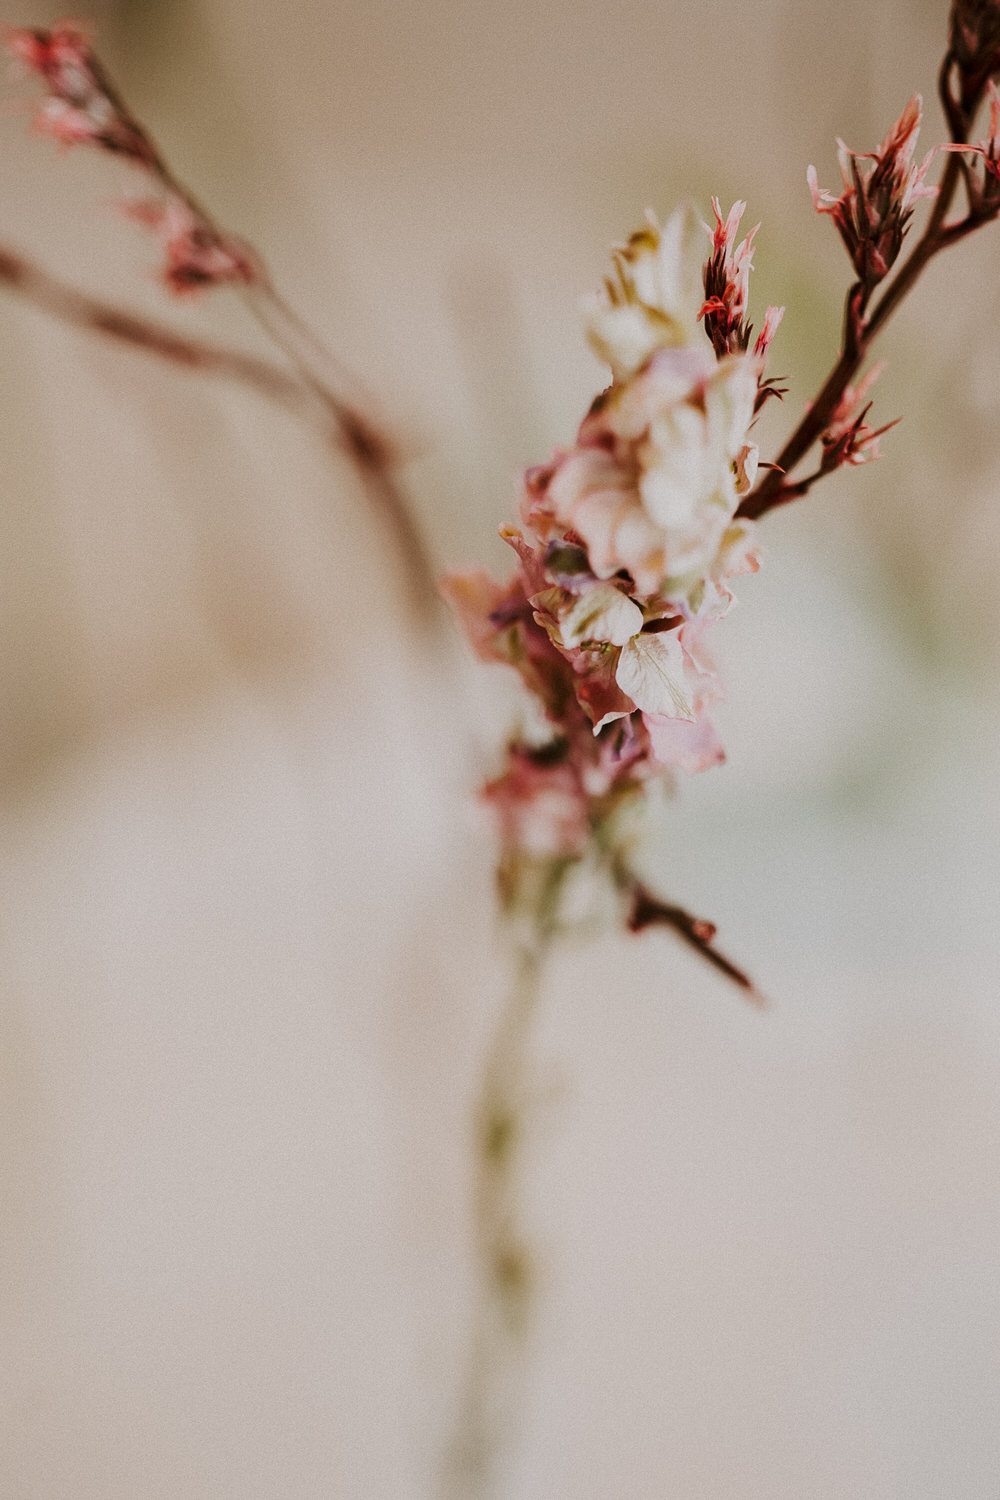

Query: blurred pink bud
482,748,590,859
121,197,256,294
5,19,157,165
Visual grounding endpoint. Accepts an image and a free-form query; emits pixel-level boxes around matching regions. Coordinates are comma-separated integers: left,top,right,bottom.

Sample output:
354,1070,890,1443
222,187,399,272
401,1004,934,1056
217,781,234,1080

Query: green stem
442,875,565,1499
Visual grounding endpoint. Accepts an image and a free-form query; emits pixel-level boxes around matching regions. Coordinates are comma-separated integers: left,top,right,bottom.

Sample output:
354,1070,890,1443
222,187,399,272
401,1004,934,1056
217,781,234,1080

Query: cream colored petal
559,582,644,647
585,302,662,381
615,631,695,720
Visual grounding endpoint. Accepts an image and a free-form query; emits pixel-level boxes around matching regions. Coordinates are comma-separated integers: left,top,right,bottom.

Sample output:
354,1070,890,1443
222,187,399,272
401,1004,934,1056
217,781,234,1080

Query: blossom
5,20,156,164
585,205,705,380
807,96,938,287
120,197,256,294
521,347,758,602
700,197,757,356
445,194,777,883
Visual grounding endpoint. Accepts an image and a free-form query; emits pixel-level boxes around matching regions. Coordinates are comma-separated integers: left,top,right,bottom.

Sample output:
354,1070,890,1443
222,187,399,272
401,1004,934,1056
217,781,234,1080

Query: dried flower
445,199,778,896
820,362,899,468
700,197,758,356
121,197,256,294
808,96,938,288
5,20,157,164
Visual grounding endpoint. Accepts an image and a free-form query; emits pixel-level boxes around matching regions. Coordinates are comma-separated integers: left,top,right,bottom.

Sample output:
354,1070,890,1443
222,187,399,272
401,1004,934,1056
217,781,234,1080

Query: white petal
585,302,661,381
640,205,704,330
559,582,644,647
615,632,695,720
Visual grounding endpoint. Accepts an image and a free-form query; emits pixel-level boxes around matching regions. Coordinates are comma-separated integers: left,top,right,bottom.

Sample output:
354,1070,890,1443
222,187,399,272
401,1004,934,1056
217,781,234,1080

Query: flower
445,195,776,882
584,205,705,380
120,197,256,294
700,197,757,357
5,20,157,164
808,96,938,287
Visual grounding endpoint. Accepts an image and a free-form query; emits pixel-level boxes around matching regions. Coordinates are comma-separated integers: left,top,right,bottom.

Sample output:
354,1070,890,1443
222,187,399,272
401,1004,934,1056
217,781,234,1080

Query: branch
623,877,765,1005
741,146,970,523
0,241,307,410
6,22,439,620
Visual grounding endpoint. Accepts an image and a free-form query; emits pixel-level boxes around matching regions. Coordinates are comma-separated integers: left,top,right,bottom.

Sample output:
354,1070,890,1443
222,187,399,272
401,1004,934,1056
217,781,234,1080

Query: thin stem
0,242,438,606
443,873,565,1499
241,275,438,616
0,241,306,412
17,29,439,619
132,139,438,617
614,863,764,1004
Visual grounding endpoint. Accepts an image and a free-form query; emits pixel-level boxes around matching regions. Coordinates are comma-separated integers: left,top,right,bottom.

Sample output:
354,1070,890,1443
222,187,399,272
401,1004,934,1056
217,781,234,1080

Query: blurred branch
0,241,306,410
0,240,438,621
5,21,439,621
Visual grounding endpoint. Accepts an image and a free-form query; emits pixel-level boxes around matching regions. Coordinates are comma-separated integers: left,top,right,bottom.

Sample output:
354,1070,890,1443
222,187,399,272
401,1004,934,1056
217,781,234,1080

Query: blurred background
1,0,1000,1494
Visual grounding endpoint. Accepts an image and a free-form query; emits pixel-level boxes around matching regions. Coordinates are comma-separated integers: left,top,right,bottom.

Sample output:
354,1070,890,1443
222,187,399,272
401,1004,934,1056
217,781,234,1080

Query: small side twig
624,877,764,1005
741,140,970,523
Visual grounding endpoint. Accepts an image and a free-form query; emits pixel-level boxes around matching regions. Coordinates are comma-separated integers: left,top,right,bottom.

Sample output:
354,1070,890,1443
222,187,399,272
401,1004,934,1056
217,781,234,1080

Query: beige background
2,0,1000,1495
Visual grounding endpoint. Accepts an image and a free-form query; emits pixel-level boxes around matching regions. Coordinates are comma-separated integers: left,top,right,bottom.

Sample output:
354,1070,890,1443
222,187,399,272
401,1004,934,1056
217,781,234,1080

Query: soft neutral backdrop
2,0,999,1496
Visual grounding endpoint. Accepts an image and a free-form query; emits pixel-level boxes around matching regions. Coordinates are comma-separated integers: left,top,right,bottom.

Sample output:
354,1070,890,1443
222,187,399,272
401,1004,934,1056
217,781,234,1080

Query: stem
23,33,440,620
241,275,438,617
0,241,306,411
132,143,438,617
615,863,764,1004
443,872,565,1499
0,242,438,615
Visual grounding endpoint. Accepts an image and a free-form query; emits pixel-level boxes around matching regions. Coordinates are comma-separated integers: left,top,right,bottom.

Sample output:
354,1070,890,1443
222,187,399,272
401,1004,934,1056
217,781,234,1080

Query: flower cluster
5,20,255,295
807,95,938,289
5,19,156,161
119,197,256,295
445,205,783,896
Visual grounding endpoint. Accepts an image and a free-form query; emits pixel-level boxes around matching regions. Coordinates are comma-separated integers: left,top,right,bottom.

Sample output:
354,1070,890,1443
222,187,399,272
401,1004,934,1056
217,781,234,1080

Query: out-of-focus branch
6,21,439,621
0,241,307,410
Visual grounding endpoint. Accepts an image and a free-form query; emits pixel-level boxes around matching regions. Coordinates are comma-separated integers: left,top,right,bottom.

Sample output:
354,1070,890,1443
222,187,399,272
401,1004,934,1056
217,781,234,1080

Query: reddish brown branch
624,879,764,1005
740,143,971,523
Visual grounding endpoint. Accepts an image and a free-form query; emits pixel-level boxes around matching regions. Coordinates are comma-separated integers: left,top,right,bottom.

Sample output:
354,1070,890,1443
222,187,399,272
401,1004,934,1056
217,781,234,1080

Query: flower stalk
443,871,567,1499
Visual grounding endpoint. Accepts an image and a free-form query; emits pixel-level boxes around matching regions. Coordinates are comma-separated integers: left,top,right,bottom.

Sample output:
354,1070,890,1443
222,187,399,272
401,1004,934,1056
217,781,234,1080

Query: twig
0,241,306,411
115,96,439,617
443,864,569,1499
6,22,438,619
623,877,765,1005
741,135,970,521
